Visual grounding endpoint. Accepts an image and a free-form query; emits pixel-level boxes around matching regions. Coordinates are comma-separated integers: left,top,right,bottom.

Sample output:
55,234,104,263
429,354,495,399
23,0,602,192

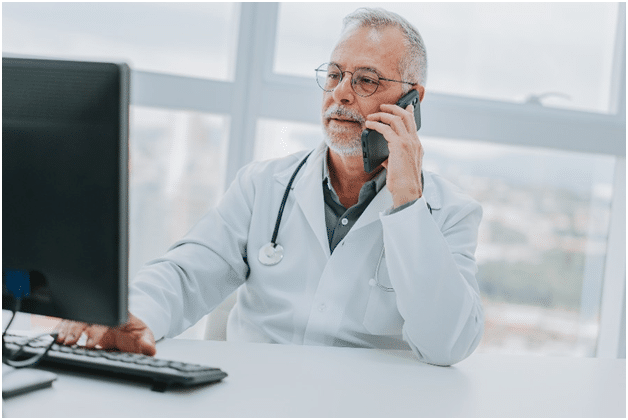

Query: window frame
135,3,625,358
8,2,624,356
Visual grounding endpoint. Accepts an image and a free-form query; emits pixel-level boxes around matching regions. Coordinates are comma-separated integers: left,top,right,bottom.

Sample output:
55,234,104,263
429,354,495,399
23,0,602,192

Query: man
56,8,484,366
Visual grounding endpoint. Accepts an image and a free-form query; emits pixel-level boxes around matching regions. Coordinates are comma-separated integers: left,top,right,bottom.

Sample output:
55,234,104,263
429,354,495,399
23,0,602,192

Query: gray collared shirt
322,152,387,253
322,149,424,253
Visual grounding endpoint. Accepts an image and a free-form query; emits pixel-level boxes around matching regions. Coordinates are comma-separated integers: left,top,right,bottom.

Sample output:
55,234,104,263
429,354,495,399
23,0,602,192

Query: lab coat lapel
274,144,330,258
351,186,393,232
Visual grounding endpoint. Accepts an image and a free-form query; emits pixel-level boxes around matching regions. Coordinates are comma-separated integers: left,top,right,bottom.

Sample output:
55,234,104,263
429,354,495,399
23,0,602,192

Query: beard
322,104,365,157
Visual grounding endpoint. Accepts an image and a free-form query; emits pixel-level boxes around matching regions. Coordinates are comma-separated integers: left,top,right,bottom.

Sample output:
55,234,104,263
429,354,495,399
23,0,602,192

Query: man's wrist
390,198,419,214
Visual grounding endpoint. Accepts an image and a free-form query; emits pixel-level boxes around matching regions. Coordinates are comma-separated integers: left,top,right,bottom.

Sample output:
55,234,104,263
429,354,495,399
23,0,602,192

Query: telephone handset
361,89,421,173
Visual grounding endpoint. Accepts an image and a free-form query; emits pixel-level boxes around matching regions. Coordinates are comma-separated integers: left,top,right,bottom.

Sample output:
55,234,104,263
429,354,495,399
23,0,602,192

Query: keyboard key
72,348,88,356
103,352,125,361
86,350,105,358
118,353,140,362
147,359,169,368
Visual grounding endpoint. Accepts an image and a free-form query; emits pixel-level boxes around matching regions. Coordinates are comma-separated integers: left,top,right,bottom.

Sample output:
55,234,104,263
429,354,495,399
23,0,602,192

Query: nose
331,72,355,105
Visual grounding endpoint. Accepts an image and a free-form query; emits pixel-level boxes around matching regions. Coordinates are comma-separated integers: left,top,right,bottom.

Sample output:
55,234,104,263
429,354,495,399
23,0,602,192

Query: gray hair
341,7,428,89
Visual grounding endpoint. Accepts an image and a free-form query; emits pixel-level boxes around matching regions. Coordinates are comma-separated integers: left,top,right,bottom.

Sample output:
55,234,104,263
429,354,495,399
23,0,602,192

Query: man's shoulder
239,150,311,180
246,150,308,174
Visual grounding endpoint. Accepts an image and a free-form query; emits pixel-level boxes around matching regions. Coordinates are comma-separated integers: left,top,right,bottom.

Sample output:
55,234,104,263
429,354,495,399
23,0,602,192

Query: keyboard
2,333,227,392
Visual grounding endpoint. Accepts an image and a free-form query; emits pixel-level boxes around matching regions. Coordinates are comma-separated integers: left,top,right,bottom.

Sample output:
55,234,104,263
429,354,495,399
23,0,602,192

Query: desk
2,339,625,417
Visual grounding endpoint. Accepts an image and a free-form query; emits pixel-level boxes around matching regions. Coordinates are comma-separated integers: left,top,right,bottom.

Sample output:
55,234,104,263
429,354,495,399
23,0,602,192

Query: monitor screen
2,57,130,327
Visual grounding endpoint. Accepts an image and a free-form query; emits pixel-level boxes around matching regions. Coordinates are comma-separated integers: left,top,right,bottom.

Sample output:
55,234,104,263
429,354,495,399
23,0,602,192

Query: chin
323,130,362,157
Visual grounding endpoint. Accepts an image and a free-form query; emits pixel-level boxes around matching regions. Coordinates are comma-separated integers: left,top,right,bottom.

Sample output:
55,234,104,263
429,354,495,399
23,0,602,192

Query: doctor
56,8,484,366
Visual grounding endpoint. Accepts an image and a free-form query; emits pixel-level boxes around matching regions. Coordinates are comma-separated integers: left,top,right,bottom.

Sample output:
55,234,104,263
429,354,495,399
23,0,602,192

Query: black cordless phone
361,89,421,173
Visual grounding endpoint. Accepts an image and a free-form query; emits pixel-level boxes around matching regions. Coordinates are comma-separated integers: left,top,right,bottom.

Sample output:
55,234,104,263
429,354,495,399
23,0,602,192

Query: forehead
330,26,406,76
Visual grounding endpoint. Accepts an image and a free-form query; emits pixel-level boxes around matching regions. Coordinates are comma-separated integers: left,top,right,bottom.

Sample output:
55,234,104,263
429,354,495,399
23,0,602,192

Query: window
425,138,614,356
4,3,624,356
275,2,619,114
129,107,229,278
3,3,238,337
2,2,240,80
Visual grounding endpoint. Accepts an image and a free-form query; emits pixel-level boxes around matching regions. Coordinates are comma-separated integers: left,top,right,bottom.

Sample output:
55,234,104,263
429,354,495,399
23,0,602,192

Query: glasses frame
315,62,415,97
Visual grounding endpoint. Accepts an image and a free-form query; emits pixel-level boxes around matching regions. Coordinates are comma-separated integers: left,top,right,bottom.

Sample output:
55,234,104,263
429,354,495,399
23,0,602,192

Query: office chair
203,292,237,341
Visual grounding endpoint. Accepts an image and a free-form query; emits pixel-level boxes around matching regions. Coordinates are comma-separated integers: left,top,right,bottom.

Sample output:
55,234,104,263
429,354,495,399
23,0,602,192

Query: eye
357,75,378,86
327,71,341,80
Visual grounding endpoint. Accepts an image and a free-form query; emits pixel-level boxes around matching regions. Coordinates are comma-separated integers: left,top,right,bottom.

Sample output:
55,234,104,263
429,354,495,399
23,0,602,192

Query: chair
203,292,237,340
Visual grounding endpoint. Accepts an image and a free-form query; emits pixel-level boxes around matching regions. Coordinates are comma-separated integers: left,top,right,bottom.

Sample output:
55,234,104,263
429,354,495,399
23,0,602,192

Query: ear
415,85,426,102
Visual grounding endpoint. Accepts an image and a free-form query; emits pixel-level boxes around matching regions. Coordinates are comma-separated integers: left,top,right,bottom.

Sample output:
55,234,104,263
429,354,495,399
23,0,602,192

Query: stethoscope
258,151,313,266
258,150,431,293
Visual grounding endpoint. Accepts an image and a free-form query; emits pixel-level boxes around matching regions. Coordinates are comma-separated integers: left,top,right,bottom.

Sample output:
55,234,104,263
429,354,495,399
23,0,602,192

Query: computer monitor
2,57,130,327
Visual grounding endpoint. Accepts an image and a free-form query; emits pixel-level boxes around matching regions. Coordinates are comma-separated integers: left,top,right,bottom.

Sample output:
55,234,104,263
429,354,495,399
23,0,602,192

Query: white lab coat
130,141,484,366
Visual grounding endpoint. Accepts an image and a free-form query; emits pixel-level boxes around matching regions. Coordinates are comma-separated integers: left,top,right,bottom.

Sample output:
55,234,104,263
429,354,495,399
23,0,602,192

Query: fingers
99,314,157,356
365,103,423,207
129,313,157,356
83,324,110,348
55,320,110,348
364,119,397,140
138,329,157,356
55,320,88,346
125,314,157,356
365,113,405,137
366,103,416,134
54,314,156,356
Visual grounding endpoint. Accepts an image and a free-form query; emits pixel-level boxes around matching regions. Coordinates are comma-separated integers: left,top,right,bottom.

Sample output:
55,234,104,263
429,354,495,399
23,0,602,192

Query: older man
57,8,483,366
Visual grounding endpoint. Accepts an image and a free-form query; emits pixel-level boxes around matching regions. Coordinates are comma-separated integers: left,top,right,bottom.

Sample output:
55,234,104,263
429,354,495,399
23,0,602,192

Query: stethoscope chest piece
258,242,284,266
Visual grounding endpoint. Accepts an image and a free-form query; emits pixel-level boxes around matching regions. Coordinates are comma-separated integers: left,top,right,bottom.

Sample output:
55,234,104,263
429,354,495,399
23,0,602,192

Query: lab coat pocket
362,261,404,336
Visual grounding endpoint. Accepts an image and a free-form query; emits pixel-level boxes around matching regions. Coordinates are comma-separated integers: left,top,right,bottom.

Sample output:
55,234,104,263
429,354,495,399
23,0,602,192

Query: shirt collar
322,146,387,202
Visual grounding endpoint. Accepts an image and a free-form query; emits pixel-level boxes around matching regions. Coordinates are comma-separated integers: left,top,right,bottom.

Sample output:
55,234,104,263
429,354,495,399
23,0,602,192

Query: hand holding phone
361,89,421,173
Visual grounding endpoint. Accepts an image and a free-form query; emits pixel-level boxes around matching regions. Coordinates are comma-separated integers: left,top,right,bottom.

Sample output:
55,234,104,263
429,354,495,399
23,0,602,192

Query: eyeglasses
315,62,415,97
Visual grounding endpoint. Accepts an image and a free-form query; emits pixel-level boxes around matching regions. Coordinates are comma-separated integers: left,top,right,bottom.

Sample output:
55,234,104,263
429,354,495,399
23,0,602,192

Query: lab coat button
318,303,327,312
368,278,376,287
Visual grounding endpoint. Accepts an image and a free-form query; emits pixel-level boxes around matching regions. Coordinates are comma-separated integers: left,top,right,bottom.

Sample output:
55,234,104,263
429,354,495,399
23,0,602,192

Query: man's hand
55,313,156,356
364,103,424,208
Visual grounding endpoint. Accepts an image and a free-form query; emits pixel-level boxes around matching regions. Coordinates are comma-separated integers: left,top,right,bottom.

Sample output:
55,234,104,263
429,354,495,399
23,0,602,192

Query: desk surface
2,338,625,418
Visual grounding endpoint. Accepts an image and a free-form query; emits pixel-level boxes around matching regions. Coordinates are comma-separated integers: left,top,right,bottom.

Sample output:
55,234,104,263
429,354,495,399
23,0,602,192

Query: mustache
323,105,365,124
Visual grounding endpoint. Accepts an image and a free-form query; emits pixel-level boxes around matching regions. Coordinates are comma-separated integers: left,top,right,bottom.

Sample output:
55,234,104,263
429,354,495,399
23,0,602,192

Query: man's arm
380,193,483,366
365,98,483,365
57,163,258,350
123,163,256,341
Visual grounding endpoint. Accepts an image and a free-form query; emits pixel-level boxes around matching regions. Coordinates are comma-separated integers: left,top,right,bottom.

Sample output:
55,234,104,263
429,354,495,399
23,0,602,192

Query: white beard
322,105,364,157
323,129,362,157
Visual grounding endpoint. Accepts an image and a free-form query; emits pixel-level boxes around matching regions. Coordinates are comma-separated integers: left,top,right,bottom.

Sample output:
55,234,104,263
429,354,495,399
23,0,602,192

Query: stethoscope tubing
269,151,313,248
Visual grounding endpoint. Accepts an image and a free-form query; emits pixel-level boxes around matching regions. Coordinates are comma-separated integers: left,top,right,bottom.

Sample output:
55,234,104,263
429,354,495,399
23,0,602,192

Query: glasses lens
353,69,380,97
316,63,341,92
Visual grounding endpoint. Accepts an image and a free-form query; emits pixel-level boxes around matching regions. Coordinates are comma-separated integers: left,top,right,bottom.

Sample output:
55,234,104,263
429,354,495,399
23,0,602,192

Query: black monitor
2,57,130,327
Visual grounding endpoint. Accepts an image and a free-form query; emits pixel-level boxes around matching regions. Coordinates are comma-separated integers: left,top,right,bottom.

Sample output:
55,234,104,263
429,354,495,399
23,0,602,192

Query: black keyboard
3,333,227,392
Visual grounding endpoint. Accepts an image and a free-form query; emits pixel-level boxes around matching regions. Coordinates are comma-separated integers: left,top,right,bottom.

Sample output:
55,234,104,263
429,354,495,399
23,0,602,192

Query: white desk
2,339,625,417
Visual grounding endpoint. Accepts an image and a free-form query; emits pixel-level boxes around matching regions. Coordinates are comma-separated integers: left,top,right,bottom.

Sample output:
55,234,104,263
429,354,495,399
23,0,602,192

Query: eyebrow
329,61,384,77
